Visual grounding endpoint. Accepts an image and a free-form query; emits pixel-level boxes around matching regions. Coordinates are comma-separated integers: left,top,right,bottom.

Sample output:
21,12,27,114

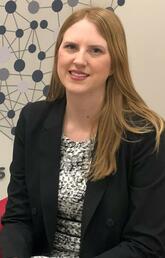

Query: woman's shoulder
17,98,66,132
21,97,65,118
123,126,165,159
124,112,164,139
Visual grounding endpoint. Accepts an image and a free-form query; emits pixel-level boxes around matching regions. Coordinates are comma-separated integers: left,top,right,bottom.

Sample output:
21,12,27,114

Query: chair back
0,198,7,231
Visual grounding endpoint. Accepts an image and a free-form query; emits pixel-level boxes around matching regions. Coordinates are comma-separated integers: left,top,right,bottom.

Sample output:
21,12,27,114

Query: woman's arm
95,130,165,258
0,105,33,258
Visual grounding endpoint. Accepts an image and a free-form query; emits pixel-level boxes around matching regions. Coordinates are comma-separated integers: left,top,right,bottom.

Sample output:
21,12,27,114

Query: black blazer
1,98,165,258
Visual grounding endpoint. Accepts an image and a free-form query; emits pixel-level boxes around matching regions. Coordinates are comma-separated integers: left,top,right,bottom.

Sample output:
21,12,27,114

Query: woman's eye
90,48,103,55
64,44,76,50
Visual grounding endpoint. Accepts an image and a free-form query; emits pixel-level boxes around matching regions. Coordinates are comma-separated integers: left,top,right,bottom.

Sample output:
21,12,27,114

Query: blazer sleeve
0,105,33,258
95,130,165,258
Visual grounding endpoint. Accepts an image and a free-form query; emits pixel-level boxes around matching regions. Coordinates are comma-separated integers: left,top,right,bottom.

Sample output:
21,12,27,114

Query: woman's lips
69,70,89,80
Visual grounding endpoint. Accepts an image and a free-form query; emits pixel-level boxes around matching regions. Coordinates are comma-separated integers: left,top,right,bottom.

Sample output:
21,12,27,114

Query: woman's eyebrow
63,41,107,49
62,41,76,44
88,44,107,50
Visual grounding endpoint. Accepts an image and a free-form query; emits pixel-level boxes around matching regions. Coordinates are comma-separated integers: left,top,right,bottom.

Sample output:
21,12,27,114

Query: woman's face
57,18,112,97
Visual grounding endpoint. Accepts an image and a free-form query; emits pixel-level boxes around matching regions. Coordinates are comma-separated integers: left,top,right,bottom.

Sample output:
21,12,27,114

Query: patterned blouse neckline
62,134,95,144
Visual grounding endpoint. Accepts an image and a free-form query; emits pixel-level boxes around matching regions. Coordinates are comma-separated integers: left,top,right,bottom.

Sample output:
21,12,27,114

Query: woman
1,7,165,258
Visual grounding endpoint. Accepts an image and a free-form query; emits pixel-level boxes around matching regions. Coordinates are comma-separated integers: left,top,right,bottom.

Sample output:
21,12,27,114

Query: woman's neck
63,92,103,141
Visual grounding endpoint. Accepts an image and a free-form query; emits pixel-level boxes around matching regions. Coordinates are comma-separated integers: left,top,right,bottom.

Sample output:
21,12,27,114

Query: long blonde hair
47,7,164,181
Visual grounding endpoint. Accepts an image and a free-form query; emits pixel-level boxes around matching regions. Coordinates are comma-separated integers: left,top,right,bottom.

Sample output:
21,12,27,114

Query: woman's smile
69,70,90,81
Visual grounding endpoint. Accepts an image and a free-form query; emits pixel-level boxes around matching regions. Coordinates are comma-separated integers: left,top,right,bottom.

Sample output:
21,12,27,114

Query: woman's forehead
62,19,108,47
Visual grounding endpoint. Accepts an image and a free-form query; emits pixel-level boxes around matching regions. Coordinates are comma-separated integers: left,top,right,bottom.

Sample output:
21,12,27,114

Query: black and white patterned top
50,135,95,258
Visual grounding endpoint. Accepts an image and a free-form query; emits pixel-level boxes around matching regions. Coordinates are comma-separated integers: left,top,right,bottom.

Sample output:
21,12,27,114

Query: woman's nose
73,51,87,66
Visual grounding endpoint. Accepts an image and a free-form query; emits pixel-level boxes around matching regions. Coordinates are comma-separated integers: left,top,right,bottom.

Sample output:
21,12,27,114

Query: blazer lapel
38,98,110,249
81,176,109,240
39,98,66,248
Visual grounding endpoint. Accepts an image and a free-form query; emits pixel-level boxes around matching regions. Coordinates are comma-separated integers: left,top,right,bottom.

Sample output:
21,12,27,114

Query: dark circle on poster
0,92,5,104
0,26,6,35
40,20,48,29
30,20,38,30
8,110,15,119
14,59,25,72
5,1,17,13
28,44,37,53
67,0,79,7
38,51,46,60
117,0,125,6
43,85,49,97
52,0,63,12
0,68,9,81
16,29,24,38
32,70,43,82
11,126,16,135
28,1,40,14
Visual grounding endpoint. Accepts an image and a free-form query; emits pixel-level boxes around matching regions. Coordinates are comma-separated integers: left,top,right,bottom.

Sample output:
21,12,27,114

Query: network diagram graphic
0,0,125,140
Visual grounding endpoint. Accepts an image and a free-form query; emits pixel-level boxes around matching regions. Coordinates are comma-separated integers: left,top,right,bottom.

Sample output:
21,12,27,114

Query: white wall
0,0,165,199
116,0,165,118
